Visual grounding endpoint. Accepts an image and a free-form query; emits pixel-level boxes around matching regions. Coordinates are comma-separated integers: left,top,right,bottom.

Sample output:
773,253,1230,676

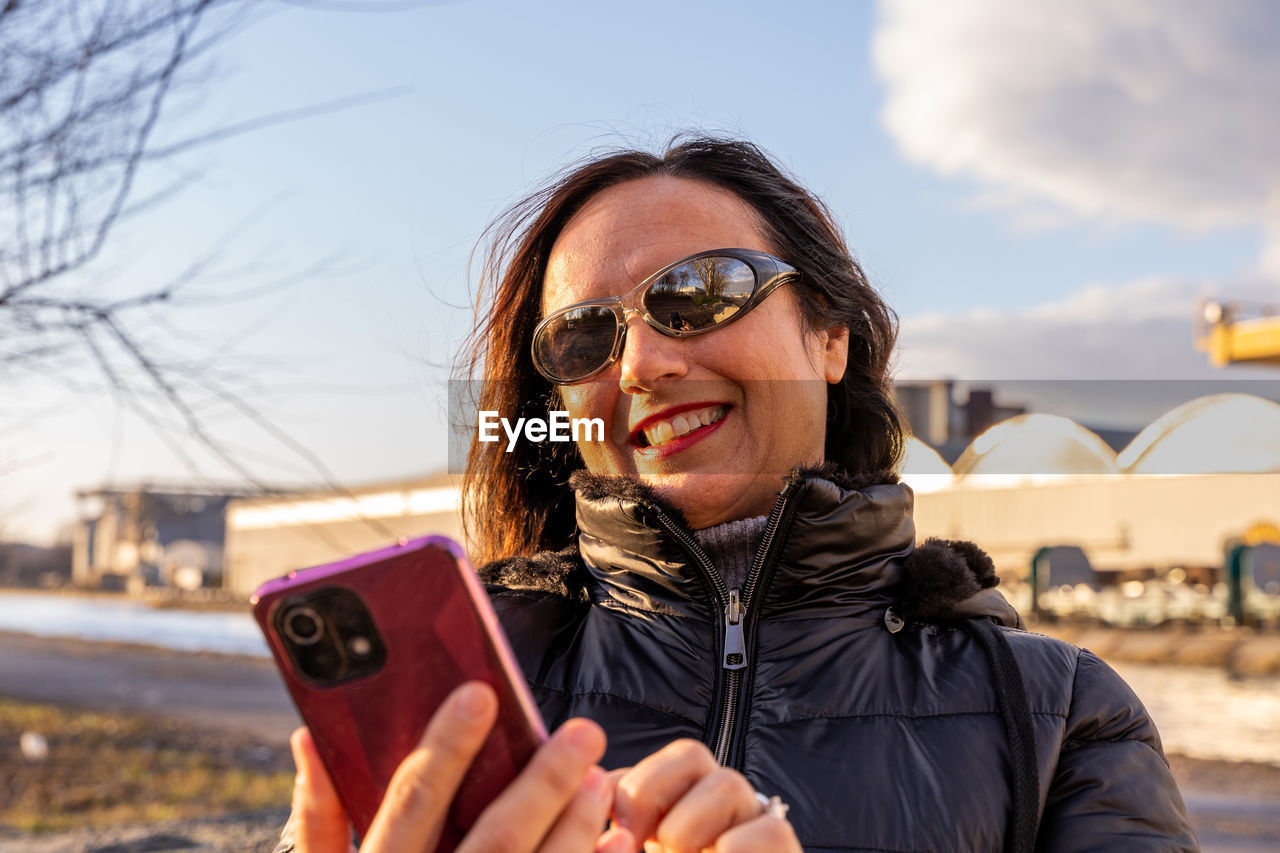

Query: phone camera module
283,606,324,646
275,587,386,685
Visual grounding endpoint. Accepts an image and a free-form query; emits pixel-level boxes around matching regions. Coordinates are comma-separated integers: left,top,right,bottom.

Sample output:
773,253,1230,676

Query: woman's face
542,176,849,529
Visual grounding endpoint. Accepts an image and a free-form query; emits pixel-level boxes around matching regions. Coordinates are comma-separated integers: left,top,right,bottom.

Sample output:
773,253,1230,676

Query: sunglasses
532,248,800,384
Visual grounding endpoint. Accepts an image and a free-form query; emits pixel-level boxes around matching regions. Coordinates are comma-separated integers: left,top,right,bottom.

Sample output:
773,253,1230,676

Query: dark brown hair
459,136,903,563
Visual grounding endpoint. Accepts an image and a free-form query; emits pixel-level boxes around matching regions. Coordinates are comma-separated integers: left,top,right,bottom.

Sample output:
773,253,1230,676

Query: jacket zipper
650,481,800,766
645,507,732,757
713,481,799,765
714,599,747,765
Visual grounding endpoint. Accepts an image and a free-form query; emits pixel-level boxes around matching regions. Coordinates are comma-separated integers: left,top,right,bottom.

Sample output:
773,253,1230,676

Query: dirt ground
0,697,294,833
1,630,1278,851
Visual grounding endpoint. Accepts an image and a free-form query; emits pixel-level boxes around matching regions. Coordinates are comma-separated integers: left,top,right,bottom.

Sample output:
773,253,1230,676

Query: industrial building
216,393,1280,608
223,472,463,596
72,486,250,590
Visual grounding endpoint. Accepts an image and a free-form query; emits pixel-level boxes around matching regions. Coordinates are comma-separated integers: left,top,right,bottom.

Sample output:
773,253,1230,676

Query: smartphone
252,535,547,848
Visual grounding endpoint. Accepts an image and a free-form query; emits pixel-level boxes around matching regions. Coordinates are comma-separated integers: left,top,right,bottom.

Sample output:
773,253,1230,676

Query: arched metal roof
954,413,1120,484
1119,393,1280,474
899,436,955,494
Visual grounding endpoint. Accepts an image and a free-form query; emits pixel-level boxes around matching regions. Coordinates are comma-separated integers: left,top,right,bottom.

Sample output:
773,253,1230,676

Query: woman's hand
289,681,636,853
611,739,801,853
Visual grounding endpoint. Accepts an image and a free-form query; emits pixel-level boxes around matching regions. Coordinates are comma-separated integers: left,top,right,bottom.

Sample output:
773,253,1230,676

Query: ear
821,324,850,384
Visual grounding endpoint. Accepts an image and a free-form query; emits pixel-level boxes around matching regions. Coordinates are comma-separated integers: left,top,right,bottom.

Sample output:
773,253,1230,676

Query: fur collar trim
785,462,900,493
567,464,902,525
567,469,691,529
482,468,1014,627
478,545,587,602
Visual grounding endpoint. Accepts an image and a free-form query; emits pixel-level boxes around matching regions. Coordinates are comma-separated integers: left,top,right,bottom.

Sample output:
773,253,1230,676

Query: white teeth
641,406,726,448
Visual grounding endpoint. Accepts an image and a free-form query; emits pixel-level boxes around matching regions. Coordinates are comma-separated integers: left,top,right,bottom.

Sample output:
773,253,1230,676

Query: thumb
290,727,354,853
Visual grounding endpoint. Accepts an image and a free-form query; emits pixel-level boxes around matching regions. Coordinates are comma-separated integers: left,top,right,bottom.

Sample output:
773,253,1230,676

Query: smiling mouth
633,405,729,449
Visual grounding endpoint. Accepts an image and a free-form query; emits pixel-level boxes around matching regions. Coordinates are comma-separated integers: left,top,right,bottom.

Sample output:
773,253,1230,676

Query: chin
640,470,780,529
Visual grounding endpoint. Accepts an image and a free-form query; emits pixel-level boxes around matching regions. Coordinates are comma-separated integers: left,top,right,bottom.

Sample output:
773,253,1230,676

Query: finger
595,824,638,853
655,766,758,853
535,765,612,853
613,739,718,844
457,717,606,853
361,682,498,853
290,727,353,853
714,813,802,853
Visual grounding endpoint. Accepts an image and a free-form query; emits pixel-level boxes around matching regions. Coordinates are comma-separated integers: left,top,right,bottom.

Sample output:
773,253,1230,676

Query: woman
283,138,1197,852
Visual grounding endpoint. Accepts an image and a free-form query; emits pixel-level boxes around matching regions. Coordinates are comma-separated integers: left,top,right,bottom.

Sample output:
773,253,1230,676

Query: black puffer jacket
480,467,1198,852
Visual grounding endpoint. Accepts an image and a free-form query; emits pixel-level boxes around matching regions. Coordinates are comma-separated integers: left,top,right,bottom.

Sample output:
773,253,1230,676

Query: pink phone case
252,535,547,849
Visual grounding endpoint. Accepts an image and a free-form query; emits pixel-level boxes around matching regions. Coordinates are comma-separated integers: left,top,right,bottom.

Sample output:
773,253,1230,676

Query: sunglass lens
534,305,619,382
643,256,756,332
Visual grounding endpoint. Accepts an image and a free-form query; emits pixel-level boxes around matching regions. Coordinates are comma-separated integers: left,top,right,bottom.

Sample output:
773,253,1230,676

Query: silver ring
754,791,790,821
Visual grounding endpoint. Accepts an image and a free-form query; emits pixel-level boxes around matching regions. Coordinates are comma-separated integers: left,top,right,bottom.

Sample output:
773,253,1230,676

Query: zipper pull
723,588,747,670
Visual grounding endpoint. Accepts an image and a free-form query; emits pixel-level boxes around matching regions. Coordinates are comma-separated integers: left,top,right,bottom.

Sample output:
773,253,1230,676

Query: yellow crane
1196,300,1280,366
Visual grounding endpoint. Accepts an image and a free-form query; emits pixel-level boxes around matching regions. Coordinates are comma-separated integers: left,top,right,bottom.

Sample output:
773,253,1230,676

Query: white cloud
874,0,1280,272
896,274,1275,380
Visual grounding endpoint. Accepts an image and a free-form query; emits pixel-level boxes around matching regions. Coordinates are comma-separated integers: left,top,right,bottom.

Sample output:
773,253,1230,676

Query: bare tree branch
1,0,420,544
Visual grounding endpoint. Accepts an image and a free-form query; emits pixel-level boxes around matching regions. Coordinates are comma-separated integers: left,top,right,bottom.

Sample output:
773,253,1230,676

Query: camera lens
283,606,324,646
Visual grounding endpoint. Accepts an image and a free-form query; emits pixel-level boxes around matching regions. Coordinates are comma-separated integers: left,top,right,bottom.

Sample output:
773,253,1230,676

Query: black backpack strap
966,617,1040,853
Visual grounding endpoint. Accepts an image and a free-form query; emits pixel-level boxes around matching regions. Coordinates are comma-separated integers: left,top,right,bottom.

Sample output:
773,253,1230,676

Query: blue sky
6,0,1279,542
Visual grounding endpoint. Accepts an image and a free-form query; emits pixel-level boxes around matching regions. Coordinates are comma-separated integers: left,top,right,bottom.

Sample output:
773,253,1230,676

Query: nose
617,313,688,392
